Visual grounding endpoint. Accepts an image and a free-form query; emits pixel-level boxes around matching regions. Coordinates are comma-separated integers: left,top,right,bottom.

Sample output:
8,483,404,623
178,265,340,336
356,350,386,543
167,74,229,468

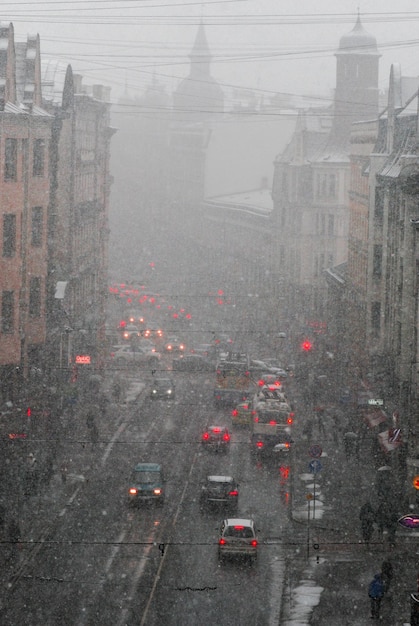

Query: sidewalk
281,408,418,625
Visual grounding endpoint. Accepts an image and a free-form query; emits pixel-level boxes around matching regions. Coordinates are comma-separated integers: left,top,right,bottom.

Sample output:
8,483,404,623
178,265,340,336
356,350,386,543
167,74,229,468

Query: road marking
59,484,82,517
138,454,198,626
105,529,126,573
101,421,129,466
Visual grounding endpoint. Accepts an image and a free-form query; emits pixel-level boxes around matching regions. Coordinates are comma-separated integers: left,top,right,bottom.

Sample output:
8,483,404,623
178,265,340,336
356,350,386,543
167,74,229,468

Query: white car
218,518,258,563
111,344,160,367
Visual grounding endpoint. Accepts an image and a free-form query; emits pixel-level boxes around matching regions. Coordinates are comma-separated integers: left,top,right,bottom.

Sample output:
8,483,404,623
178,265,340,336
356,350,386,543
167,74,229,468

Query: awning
363,408,388,429
378,429,403,453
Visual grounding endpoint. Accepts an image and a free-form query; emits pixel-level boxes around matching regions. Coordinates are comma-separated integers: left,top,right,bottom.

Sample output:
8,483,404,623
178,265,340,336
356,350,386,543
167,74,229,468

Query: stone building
272,15,380,337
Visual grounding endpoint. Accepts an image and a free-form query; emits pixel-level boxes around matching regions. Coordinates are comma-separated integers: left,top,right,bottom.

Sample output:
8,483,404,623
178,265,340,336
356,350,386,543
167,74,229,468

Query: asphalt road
1,367,295,625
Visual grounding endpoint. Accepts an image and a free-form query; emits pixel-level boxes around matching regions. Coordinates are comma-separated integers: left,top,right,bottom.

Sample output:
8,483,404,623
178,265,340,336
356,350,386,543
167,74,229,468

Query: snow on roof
204,187,273,218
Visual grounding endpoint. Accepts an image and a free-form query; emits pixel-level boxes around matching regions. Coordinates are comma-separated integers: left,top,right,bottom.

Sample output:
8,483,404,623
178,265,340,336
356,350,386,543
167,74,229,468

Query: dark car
200,475,239,511
150,377,175,400
128,463,165,506
201,425,231,452
172,354,214,372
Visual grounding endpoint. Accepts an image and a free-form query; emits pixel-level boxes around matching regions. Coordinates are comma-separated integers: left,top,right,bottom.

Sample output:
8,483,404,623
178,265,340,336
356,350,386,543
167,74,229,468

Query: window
33,139,45,176
1,291,14,333
328,215,334,237
5,138,17,181
3,214,16,257
329,174,336,198
371,302,381,337
31,207,43,246
373,244,382,278
29,277,41,317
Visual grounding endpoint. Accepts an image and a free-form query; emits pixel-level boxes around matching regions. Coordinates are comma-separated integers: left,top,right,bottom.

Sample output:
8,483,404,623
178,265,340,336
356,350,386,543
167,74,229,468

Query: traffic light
301,340,313,352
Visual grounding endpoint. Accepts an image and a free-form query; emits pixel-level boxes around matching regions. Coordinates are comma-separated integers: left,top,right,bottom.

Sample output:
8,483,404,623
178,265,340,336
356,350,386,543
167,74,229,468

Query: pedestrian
60,460,68,483
359,501,375,544
368,572,385,619
381,559,394,594
7,519,22,563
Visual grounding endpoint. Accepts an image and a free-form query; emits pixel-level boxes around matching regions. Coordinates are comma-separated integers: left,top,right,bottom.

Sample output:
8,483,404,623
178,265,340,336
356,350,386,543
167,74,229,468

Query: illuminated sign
75,355,91,365
368,398,384,406
398,514,419,529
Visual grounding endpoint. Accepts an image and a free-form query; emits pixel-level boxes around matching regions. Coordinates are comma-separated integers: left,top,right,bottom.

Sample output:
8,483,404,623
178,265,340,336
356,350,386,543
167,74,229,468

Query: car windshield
132,471,160,483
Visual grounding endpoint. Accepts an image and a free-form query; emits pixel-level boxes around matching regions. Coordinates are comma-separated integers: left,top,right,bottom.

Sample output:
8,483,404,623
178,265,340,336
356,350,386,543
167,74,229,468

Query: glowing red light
26,407,31,417
185,314,192,320
217,289,224,296
232,409,238,417
223,433,230,442
269,420,277,425
301,340,313,351
229,490,238,497
256,441,264,448
212,427,221,433
250,540,258,547
234,525,244,531
202,432,210,440
219,538,226,545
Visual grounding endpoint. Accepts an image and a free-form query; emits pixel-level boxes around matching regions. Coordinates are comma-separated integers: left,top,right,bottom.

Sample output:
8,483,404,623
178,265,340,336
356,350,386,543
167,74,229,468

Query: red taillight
234,525,244,531
256,441,264,449
213,427,221,433
229,490,238,497
202,432,210,440
269,420,277,425
258,380,264,387
223,433,230,442
254,416,259,423
219,538,226,546
250,539,258,547
232,409,238,417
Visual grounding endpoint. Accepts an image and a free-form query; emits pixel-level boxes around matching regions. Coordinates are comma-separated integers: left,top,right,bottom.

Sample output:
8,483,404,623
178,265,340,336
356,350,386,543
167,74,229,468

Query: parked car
200,475,239,512
150,377,175,400
127,463,165,506
218,518,258,563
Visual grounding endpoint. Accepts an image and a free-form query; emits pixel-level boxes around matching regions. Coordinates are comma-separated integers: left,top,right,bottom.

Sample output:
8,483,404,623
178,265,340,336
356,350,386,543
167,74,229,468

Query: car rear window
224,526,254,539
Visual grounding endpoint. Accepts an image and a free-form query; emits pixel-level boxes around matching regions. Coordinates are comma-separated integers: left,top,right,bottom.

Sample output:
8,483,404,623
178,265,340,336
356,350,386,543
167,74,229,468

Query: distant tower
170,22,224,210
331,13,380,148
173,21,224,122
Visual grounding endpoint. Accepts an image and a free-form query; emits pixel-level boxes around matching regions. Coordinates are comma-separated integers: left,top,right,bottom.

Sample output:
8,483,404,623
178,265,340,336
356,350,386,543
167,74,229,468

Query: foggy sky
2,0,419,106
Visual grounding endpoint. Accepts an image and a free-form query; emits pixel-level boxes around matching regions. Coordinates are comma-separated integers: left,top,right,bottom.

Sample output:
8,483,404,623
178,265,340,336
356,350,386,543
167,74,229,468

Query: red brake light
287,416,293,425
129,488,138,495
234,525,244,531
269,420,277,425
258,380,264,387
219,538,226,545
232,409,238,417
229,490,238,497
256,441,264,448
250,539,258,547
202,432,210,440
212,427,221,433
223,432,230,442
254,416,259,423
